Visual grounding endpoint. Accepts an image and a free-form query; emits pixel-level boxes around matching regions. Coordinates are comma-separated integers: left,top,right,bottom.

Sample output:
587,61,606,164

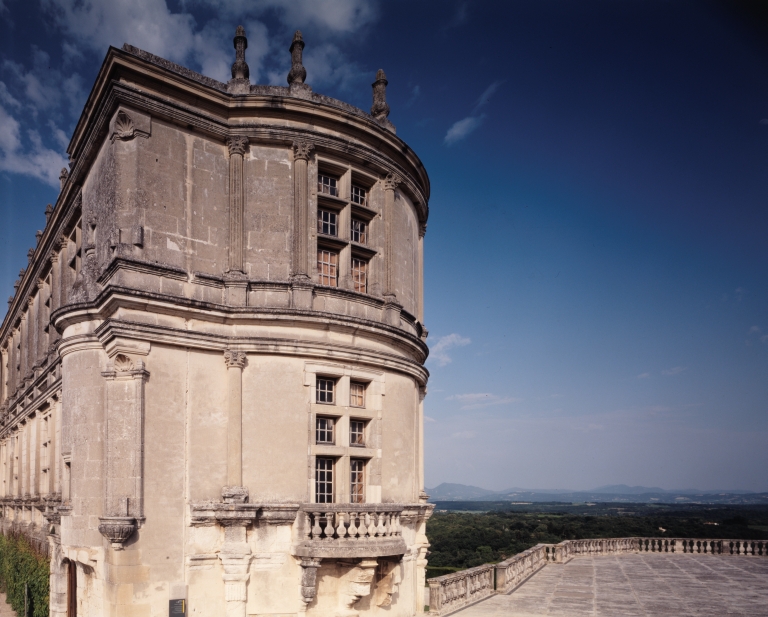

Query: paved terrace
427,538,768,617
454,553,768,617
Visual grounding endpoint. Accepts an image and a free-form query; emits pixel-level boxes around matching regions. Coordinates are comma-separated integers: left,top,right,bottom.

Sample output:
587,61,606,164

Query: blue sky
1,0,767,491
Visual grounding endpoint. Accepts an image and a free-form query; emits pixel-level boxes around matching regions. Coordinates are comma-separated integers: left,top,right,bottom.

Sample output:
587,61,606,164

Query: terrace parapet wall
427,537,768,616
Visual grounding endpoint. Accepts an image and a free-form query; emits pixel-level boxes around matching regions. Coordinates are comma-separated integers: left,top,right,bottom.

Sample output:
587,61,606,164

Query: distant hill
425,482,768,505
426,483,498,500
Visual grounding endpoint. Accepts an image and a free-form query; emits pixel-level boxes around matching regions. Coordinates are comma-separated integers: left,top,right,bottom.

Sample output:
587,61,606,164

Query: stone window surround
313,155,379,294
304,361,384,505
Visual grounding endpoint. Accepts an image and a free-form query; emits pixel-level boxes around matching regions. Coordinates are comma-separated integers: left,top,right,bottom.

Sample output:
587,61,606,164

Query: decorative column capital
226,136,249,157
383,172,401,191
292,140,314,161
224,350,247,369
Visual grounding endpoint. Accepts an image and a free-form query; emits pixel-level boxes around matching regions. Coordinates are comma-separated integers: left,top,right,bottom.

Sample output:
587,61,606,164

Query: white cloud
429,333,471,366
424,415,436,423
637,372,651,379
0,82,20,109
0,105,68,187
662,366,687,376
750,326,762,334
257,0,378,33
446,392,521,410
404,84,420,107
444,114,485,145
302,42,368,91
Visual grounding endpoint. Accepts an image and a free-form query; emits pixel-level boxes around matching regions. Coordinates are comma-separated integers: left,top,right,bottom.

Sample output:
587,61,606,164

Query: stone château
0,26,432,617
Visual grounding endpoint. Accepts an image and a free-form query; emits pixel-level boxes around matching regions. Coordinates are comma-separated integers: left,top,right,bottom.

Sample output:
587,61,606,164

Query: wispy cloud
637,372,651,379
444,115,485,145
425,415,436,423
444,1,468,30
446,392,521,410
662,366,687,376
405,84,420,107
429,333,471,366
444,80,503,145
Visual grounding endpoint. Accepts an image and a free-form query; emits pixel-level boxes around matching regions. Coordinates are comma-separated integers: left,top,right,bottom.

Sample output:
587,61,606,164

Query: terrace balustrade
427,537,768,616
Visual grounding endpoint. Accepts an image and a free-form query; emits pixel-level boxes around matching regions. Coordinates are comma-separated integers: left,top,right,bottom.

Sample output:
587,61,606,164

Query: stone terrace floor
453,554,768,616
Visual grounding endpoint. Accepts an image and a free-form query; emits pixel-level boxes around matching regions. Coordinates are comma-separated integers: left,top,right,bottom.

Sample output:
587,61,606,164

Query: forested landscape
425,502,768,577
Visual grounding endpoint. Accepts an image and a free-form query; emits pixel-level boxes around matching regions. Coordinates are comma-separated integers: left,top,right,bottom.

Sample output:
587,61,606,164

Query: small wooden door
67,561,77,617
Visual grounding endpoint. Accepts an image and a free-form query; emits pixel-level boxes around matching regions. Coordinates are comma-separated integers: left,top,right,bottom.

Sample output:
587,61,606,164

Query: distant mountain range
425,483,768,504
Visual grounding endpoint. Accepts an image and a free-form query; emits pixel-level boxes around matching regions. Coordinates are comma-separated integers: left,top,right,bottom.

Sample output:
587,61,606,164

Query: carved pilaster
99,353,149,549
226,136,249,290
291,140,314,308
224,350,246,490
219,522,252,617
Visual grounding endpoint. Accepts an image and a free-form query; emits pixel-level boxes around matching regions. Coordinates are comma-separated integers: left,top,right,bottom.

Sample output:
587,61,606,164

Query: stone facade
0,27,432,617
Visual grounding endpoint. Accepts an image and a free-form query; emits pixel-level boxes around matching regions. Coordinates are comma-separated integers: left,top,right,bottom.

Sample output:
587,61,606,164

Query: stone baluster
304,512,312,540
336,512,346,538
348,512,358,538
312,512,322,538
323,513,334,538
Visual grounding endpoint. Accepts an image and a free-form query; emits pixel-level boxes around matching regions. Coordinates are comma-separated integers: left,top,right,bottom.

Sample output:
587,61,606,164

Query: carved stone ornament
223,350,247,369
226,135,249,157
111,110,136,142
300,557,322,605
231,25,250,81
45,204,53,222
371,69,390,120
383,172,401,192
221,485,249,504
98,516,137,550
113,354,134,372
59,167,68,190
287,30,307,86
292,140,314,161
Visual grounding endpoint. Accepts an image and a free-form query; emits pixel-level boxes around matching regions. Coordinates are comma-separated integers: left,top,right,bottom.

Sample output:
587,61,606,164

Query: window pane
351,218,367,244
316,417,334,444
351,258,367,293
316,378,335,404
317,209,338,236
350,459,365,503
317,250,338,287
351,185,367,206
316,457,334,503
350,383,365,408
350,419,365,446
318,174,339,197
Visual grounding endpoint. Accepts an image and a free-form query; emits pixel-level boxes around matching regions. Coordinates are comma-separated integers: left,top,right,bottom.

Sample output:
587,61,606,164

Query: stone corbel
298,557,321,615
338,559,378,617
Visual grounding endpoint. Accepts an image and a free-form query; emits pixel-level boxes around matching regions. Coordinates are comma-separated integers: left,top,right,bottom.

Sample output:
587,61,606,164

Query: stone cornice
51,284,429,365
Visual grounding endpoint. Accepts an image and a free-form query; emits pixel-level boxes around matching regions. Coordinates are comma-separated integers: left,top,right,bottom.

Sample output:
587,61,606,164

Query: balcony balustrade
293,503,407,559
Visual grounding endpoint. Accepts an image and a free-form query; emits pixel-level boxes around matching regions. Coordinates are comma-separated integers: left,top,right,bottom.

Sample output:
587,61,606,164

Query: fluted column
49,248,62,348
291,141,314,308
224,137,249,306
383,173,402,326
19,311,28,383
37,278,48,364
223,350,247,495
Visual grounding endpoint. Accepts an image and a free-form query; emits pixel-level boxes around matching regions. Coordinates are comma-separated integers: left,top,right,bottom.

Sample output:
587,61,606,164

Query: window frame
316,377,336,404
350,458,365,504
349,382,366,408
351,184,367,207
350,217,368,245
317,208,339,237
315,457,335,503
317,249,339,287
349,418,366,447
318,173,340,198
316,416,335,445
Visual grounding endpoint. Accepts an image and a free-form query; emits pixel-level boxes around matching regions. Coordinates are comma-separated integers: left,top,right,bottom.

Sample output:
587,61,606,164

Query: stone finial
7,297,13,308
35,230,42,245
59,168,69,190
27,248,35,264
287,31,307,85
371,69,390,121
44,204,53,222
231,25,249,80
